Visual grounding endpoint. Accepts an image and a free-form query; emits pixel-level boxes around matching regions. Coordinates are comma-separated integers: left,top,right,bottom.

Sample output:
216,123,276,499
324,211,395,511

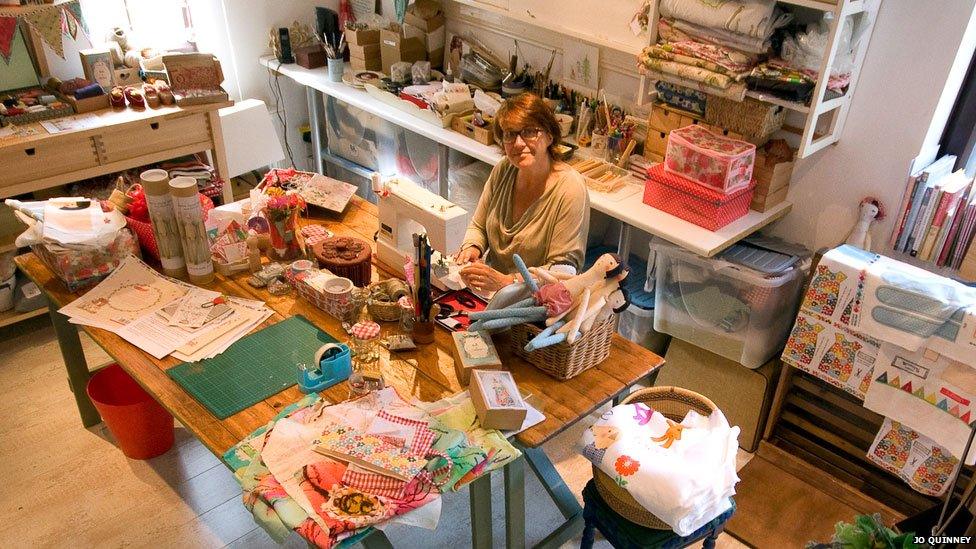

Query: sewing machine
375,176,469,282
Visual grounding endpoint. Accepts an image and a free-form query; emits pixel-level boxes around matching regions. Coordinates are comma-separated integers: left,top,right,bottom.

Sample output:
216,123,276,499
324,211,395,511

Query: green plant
805,514,919,549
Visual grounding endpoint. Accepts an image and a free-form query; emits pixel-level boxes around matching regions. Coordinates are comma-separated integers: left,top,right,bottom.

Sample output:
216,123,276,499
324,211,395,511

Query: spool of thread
38,95,57,105
73,83,104,100
140,169,187,279
169,176,214,285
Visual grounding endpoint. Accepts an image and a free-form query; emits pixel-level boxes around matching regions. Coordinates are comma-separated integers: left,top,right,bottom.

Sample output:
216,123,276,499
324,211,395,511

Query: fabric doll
468,253,624,332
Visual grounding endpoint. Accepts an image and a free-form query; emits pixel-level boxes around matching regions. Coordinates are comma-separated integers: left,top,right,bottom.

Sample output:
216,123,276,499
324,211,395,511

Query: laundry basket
593,386,718,529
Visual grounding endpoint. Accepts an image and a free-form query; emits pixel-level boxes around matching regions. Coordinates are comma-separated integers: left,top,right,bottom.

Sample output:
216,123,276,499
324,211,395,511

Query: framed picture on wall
79,48,114,90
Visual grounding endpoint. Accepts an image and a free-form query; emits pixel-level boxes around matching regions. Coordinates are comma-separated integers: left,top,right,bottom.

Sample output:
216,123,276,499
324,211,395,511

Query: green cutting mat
168,315,339,419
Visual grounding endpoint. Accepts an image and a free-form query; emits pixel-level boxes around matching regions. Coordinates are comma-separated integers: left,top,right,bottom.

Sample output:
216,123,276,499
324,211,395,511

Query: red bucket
86,364,174,459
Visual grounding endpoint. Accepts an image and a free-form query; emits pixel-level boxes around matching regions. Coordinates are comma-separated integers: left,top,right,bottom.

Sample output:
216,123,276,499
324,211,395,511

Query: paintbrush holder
328,58,344,82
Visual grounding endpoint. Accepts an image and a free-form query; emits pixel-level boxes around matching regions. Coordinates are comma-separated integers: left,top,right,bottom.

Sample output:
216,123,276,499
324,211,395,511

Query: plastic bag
781,13,858,79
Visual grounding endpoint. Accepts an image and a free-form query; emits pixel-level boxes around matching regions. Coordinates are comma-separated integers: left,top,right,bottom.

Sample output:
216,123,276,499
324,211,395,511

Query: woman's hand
454,246,482,265
460,262,515,293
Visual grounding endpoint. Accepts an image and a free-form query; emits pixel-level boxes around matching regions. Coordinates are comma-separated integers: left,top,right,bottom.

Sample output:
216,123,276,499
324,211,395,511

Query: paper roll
140,169,186,279
169,176,214,285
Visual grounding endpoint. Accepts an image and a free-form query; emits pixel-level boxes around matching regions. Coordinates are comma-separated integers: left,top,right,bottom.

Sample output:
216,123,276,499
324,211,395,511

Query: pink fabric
535,283,574,317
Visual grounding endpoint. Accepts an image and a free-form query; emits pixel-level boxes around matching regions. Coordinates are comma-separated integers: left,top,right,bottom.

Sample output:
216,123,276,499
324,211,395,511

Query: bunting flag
63,0,88,35
0,16,15,64
23,7,64,58
63,8,77,40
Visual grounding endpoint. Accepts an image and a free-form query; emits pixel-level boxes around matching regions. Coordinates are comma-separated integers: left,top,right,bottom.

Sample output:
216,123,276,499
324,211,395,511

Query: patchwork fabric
868,418,958,497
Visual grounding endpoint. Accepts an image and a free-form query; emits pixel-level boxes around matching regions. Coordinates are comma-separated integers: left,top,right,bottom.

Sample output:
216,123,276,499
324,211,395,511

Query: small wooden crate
65,93,109,114
470,369,527,430
510,314,617,380
451,114,494,145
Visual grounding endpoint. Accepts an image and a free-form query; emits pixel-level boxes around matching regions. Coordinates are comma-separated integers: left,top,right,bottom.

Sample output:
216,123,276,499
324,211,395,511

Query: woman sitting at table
457,93,590,293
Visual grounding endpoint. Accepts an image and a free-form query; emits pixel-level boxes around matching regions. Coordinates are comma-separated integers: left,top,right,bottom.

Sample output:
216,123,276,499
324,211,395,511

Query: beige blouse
461,158,590,274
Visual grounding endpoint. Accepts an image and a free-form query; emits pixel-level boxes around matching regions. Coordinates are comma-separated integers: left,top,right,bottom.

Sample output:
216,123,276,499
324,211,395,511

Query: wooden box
450,113,494,145
295,45,327,69
65,93,109,114
470,369,527,431
644,129,668,157
451,331,502,386
161,53,229,106
648,104,684,133
344,28,381,46
114,68,142,87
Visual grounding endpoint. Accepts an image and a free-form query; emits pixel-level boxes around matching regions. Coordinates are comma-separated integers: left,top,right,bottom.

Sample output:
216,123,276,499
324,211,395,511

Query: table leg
48,300,100,428
504,457,526,549
206,110,234,204
512,443,584,548
469,471,493,549
360,529,394,549
437,143,450,199
616,223,631,260
307,87,324,174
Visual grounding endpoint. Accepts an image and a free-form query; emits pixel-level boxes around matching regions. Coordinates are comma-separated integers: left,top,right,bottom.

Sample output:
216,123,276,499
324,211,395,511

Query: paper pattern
868,418,958,497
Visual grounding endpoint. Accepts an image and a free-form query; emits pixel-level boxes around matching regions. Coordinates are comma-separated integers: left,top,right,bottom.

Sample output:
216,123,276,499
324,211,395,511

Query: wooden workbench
0,102,233,203
16,194,664,548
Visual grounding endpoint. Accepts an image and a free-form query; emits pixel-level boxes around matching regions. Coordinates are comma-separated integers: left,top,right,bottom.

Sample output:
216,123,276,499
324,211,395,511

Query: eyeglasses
501,127,544,144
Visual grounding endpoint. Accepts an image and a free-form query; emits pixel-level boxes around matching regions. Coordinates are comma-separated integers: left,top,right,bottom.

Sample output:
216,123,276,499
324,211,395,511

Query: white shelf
778,0,842,11
260,57,505,165
744,91,811,113
263,57,792,257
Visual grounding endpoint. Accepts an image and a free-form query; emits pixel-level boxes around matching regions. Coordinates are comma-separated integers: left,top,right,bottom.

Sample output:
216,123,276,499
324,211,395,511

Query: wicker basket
367,279,410,322
704,96,785,141
510,314,617,380
593,386,718,529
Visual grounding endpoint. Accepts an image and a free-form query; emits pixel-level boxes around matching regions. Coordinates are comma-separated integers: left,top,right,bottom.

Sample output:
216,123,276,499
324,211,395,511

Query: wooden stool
580,480,735,549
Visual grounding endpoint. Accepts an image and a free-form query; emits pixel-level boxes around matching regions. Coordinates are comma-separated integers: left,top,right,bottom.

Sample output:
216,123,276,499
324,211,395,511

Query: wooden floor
0,314,751,548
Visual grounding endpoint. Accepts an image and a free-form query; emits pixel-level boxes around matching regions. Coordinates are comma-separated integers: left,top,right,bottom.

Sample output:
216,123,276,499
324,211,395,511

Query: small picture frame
470,369,527,431
79,48,114,91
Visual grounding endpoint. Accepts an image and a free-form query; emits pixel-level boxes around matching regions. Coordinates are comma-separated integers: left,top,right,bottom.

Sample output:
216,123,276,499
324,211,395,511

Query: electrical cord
268,60,297,167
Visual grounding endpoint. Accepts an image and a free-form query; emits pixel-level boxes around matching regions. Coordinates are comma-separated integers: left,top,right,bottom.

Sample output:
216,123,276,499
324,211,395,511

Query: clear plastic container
617,304,670,356
651,240,807,369
665,125,755,193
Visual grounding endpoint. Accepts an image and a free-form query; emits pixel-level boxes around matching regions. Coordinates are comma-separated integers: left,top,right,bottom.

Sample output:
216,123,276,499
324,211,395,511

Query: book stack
890,155,976,280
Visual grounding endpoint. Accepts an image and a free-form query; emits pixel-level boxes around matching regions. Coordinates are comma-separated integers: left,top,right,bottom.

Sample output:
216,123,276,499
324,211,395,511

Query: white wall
773,0,976,251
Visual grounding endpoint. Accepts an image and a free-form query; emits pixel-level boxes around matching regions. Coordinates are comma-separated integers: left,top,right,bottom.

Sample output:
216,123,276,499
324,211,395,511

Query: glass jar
343,287,371,329
348,320,384,397
398,296,415,335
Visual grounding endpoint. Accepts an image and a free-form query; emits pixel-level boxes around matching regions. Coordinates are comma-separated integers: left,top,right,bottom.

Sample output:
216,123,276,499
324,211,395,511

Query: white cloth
863,344,976,464
659,0,790,41
579,403,739,536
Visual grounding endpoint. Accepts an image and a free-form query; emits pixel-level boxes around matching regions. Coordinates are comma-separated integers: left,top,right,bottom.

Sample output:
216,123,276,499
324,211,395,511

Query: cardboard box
66,93,109,114
403,12,445,69
350,56,382,72
451,331,502,386
114,67,141,86
79,48,114,91
470,369,527,431
344,28,380,46
750,184,789,212
380,28,427,75
162,53,229,106
349,43,381,61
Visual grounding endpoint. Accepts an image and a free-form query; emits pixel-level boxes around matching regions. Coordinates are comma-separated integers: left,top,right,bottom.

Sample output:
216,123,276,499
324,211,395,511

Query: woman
457,93,590,293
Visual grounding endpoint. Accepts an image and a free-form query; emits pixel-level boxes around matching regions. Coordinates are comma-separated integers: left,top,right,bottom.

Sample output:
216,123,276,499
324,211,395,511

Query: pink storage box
644,163,754,231
665,125,756,193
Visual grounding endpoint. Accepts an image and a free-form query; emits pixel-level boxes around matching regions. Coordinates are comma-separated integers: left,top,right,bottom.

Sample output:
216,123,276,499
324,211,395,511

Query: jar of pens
406,233,436,345
321,32,347,83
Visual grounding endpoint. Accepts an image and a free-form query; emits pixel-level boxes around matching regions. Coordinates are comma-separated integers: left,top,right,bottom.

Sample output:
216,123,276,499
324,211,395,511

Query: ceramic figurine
845,197,886,251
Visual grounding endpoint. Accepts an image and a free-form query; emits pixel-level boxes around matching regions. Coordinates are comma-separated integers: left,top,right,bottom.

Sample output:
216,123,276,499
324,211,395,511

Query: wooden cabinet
0,134,99,189
97,112,211,165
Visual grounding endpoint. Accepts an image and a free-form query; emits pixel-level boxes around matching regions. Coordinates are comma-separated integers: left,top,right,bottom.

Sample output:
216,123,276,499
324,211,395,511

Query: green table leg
469,472,493,549
48,300,101,428
504,457,526,549
509,443,585,549
360,529,394,549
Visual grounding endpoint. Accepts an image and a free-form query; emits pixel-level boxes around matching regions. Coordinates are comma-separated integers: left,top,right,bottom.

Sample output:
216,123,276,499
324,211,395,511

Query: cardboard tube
168,176,214,285
140,169,187,279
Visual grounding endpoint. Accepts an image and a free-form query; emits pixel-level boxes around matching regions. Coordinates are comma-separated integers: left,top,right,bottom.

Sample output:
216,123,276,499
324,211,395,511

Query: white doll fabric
579,403,740,536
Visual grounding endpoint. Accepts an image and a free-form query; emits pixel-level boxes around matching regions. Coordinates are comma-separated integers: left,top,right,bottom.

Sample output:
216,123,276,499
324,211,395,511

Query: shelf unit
637,0,881,158
0,307,45,329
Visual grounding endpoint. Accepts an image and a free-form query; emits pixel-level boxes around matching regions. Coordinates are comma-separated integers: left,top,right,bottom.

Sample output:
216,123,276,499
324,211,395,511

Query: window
80,0,196,53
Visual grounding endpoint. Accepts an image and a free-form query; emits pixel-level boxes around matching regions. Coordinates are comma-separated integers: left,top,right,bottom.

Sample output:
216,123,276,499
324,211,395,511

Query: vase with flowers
265,191,305,260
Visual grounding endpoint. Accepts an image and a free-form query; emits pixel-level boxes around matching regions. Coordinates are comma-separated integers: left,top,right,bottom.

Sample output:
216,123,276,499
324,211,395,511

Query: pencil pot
87,364,175,459
510,314,617,380
328,58,344,82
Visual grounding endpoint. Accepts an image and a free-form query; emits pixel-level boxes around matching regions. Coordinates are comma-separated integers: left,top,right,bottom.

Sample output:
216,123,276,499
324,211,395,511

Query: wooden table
0,103,233,203
16,195,664,548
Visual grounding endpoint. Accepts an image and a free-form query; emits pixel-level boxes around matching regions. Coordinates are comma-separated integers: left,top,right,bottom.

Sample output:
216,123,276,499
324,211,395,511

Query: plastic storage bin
651,240,807,369
664,125,755,193
618,304,670,356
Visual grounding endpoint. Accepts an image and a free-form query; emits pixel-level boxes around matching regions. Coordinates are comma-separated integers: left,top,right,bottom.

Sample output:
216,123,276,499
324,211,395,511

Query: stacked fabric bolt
160,159,225,201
